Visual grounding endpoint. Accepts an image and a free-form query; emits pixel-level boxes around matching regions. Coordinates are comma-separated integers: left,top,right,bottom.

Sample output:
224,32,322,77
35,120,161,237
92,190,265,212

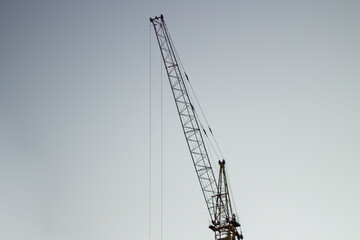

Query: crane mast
150,15,243,240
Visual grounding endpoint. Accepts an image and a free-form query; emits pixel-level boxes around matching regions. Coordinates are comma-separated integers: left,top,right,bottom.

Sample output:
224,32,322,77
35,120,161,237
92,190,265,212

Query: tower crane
150,15,244,240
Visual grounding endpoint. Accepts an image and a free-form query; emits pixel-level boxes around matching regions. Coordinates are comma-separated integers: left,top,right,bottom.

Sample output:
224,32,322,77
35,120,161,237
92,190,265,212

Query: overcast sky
1,1,359,240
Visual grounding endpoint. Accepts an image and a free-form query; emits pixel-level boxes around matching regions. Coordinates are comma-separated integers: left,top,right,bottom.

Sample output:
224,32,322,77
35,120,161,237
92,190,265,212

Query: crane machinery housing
150,14,244,240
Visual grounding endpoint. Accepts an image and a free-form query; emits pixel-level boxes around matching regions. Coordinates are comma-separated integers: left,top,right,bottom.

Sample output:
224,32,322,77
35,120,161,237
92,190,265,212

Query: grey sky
1,0,359,240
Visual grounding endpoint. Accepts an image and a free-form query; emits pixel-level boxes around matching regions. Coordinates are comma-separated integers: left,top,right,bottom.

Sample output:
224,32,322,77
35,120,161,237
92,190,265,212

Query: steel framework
150,15,243,240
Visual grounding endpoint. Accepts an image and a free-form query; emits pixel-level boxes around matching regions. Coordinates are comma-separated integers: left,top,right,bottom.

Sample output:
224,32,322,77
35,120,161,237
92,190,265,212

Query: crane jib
150,14,243,240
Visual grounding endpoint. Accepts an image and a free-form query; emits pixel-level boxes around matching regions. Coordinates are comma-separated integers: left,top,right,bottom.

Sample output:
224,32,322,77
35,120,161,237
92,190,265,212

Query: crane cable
148,22,152,240
191,78,240,220
163,24,222,177
163,20,242,231
165,23,241,220
185,79,225,159
160,53,163,240
164,23,225,161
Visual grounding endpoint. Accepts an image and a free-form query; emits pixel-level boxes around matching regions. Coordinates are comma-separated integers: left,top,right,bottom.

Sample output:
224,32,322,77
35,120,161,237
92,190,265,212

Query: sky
1,0,359,240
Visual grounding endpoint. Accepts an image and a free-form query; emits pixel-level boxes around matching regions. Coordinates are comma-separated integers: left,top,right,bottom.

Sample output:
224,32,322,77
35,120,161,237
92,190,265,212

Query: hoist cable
193,109,220,161
148,22,152,240
160,55,163,240
186,80,225,160
168,28,239,229
165,24,225,161
202,126,219,174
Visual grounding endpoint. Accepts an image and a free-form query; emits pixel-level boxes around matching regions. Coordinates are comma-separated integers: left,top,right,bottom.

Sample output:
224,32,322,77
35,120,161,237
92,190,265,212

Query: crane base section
209,220,243,240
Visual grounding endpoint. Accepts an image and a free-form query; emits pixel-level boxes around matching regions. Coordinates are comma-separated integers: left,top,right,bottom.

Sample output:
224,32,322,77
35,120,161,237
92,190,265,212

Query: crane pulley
150,14,243,240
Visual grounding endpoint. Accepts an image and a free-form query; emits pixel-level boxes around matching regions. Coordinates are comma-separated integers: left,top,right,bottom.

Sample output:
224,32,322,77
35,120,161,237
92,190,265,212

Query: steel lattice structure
150,15,243,240
212,160,241,240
